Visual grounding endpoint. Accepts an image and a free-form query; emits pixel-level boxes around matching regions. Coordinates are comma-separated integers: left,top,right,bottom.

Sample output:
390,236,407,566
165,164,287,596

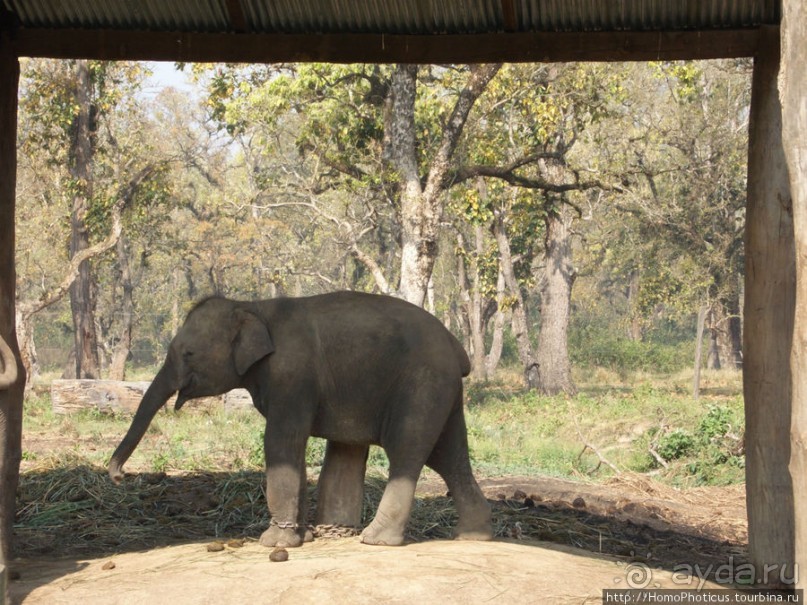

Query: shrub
655,428,696,461
569,322,693,374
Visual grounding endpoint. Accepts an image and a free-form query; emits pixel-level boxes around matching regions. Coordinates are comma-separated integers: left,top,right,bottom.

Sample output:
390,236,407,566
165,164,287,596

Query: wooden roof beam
9,27,761,63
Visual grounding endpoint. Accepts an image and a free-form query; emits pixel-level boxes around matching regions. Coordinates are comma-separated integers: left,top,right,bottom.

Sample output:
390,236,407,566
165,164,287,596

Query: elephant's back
300,291,470,376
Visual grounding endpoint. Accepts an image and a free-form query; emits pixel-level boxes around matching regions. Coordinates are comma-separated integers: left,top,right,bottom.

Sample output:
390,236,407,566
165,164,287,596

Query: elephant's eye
182,351,194,361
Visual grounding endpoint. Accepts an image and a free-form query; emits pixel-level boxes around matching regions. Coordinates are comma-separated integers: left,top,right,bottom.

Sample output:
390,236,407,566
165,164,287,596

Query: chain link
268,519,300,530
311,524,361,539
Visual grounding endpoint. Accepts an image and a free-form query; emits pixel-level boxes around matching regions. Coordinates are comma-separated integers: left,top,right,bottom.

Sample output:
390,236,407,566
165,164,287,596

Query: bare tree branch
453,162,622,194
258,199,393,295
19,163,162,321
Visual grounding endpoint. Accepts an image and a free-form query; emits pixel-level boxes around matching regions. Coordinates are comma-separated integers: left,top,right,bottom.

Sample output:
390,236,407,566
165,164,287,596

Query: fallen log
50,380,253,415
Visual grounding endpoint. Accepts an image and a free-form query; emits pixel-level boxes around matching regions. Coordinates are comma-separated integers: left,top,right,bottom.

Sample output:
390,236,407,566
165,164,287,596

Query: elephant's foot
259,522,312,548
454,500,493,541
453,524,494,541
359,521,405,546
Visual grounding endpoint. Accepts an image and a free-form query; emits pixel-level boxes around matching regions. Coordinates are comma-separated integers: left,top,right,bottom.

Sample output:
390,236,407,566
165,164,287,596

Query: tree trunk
722,292,743,369
493,213,539,389
627,270,643,341
706,307,722,370
715,297,742,370
390,64,433,306
109,235,134,380
707,301,743,370
390,64,501,307
456,232,486,380
485,268,506,377
470,226,488,378
67,60,100,379
14,308,37,384
454,246,472,355
693,304,708,400
535,203,577,396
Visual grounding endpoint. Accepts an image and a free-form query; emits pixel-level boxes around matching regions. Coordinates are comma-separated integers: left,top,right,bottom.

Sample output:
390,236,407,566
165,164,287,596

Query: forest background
13,58,750,398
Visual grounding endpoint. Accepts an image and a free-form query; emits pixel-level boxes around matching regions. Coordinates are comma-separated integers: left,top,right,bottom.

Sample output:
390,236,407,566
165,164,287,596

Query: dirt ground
9,473,748,604
11,538,724,605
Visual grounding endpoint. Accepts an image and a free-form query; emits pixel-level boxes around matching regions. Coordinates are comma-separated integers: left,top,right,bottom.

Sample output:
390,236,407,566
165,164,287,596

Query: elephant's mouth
175,375,197,410
175,391,190,411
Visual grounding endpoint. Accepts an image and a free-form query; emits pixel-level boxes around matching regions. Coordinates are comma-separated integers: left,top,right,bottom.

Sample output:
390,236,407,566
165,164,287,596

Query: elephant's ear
233,310,275,376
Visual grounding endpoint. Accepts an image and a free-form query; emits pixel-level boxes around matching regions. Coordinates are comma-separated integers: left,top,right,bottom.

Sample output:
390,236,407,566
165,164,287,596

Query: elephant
108,291,493,547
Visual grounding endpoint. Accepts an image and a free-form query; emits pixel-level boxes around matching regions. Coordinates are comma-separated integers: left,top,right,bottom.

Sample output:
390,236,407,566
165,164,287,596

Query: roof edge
9,27,764,64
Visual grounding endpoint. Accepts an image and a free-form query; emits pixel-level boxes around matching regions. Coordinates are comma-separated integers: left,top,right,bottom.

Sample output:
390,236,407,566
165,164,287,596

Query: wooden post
782,0,807,593
743,25,796,589
0,28,21,605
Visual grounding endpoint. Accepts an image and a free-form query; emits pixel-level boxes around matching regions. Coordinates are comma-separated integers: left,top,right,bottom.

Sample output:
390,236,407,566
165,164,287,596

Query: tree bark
706,307,723,370
14,308,37,384
470,227,487,378
708,298,743,370
390,64,429,306
493,212,539,389
535,203,577,395
627,270,643,341
724,288,744,369
744,24,796,588
781,3,807,592
109,234,134,380
68,60,101,379
455,240,473,354
456,231,487,380
692,304,708,400
485,268,506,377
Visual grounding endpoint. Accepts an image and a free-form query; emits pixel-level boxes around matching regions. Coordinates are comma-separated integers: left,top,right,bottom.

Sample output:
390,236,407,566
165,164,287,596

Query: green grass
463,368,744,486
21,368,745,487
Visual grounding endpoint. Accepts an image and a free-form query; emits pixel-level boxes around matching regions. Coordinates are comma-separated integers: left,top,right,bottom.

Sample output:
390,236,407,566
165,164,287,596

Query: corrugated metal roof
3,0,230,32
1,0,780,34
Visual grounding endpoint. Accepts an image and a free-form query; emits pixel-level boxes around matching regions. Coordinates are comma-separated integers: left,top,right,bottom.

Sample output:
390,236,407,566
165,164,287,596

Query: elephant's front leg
259,429,310,548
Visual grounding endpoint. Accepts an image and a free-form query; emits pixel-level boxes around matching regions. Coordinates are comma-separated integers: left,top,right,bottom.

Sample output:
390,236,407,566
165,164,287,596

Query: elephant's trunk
108,363,177,483
0,334,18,390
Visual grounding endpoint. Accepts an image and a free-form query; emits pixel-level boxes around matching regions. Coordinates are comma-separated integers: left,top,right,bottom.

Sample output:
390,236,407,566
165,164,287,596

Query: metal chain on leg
310,524,361,538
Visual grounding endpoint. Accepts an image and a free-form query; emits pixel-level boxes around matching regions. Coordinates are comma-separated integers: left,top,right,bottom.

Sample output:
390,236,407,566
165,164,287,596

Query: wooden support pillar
744,25,796,589
0,28,21,604
782,0,807,593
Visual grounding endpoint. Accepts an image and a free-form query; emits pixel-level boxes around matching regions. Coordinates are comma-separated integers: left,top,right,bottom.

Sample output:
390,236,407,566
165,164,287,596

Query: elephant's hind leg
427,406,493,541
359,467,419,546
316,441,368,528
360,407,437,546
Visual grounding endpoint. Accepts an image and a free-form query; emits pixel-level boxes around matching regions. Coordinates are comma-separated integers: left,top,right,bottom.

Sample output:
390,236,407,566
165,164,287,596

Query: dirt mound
12,538,728,605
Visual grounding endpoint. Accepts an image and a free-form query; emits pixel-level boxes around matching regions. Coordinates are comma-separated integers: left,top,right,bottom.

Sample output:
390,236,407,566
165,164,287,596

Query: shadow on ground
13,466,746,576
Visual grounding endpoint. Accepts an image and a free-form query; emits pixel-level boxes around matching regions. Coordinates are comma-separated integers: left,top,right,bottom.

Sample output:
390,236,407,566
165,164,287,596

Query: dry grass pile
15,464,746,578
16,463,267,556
605,474,747,545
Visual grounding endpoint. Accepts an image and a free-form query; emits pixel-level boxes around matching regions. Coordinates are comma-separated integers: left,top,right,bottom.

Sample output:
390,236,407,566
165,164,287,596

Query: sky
142,61,197,97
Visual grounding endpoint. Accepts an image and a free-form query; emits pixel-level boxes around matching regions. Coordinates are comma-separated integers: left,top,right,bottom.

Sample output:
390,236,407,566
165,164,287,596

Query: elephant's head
108,298,274,483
